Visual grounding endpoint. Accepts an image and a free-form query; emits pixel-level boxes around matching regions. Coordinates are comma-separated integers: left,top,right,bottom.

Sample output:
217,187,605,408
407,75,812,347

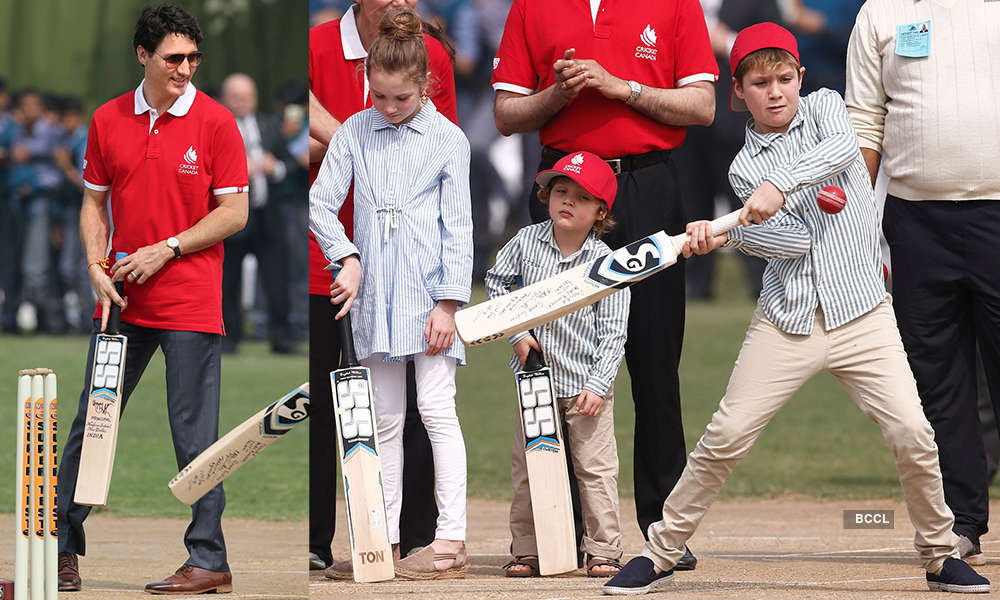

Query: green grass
0,337,306,521
3,252,994,522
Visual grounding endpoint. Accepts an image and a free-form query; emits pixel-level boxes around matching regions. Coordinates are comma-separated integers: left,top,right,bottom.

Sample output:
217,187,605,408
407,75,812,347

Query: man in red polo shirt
56,4,248,595
307,0,458,573
492,0,717,571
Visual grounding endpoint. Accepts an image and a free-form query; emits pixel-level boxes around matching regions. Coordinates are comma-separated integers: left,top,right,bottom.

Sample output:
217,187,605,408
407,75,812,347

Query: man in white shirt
846,0,1000,565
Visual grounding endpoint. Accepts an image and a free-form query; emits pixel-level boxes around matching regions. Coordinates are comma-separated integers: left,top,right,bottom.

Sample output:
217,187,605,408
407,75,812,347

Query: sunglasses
156,51,203,68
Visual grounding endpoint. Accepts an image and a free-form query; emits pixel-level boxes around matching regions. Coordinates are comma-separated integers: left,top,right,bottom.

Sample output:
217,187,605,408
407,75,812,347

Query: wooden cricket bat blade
169,383,310,505
516,349,577,575
75,317,127,506
457,209,742,345
331,311,394,583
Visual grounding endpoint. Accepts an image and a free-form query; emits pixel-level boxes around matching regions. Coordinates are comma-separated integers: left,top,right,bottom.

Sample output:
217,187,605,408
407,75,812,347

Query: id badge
896,21,931,57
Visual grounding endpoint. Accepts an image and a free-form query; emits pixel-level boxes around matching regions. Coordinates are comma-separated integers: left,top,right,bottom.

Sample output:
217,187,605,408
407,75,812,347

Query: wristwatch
167,236,181,259
625,80,642,105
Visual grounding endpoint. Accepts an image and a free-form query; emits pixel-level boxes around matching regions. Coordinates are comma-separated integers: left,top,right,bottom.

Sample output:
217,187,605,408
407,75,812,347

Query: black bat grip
524,330,546,371
107,281,124,334
335,308,360,369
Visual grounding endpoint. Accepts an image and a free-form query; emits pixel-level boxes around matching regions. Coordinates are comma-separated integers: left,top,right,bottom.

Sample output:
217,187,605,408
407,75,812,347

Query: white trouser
363,353,467,543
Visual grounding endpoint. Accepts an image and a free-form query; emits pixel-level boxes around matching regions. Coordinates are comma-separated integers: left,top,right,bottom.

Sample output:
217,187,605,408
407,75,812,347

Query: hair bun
379,6,422,41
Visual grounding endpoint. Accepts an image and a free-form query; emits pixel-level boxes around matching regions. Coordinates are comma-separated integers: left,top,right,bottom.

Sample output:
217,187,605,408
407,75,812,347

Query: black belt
542,146,672,174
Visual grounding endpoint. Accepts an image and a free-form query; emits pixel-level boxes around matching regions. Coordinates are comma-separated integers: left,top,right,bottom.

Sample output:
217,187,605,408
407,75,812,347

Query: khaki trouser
643,299,958,573
510,391,623,560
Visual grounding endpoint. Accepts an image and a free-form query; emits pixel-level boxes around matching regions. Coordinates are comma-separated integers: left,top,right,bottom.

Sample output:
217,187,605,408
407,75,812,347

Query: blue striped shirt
309,101,473,364
726,88,886,335
485,221,630,397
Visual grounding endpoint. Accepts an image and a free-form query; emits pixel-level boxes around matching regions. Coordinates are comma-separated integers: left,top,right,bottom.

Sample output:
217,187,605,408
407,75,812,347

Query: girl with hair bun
310,4,473,581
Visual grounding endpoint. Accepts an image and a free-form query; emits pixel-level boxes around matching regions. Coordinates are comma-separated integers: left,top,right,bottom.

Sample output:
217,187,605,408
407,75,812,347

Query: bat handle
710,209,743,236
335,310,360,368
107,281,123,335
524,330,546,371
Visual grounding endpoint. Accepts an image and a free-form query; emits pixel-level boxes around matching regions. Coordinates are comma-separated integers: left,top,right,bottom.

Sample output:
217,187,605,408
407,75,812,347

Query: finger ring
561,81,568,90
129,272,138,280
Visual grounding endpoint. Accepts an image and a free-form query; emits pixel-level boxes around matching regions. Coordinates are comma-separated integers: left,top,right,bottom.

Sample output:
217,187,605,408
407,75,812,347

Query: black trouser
884,195,1000,543
308,294,438,563
57,322,228,571
531,149,689,541
222,202,292,351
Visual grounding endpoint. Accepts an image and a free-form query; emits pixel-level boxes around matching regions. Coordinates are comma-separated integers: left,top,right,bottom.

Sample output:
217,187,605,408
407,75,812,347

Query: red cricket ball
817,185,847,214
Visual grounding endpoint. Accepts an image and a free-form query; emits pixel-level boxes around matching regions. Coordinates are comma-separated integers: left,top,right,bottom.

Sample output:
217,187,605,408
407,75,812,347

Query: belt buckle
606,158,622,174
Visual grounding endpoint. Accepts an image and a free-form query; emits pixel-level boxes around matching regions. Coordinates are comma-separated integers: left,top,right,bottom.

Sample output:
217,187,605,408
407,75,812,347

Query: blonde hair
734,48,800,84
365,6,428,90
537,176,617,238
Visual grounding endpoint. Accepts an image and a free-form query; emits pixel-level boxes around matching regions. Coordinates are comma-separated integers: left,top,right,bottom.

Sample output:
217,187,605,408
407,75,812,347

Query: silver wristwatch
625,80,642,105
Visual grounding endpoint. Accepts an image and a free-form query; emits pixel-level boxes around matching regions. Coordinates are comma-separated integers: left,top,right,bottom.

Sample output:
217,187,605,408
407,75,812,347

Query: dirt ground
0,514,306,599
311,498,1000,599
3,499,998,598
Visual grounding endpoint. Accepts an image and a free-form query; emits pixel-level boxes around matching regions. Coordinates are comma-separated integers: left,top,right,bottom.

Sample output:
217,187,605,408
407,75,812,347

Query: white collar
341,5,367,60
133,79,197,117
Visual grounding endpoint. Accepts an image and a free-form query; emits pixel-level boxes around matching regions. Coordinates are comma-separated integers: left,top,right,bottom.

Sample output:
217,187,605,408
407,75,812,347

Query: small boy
486,151,629,577
603,23,990,595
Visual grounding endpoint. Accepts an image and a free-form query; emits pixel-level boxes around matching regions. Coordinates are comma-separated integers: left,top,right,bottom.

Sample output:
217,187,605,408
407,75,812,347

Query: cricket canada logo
636,24,658,61
563,152,585,174
178,145,199,175
587,234,666,288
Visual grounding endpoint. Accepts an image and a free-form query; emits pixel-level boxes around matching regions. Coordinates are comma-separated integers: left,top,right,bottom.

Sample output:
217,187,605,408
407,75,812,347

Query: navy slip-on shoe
602,557,674,595
927,557,990,593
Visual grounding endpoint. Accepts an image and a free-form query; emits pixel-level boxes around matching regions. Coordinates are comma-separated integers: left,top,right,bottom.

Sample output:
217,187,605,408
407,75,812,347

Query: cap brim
535,168,606,203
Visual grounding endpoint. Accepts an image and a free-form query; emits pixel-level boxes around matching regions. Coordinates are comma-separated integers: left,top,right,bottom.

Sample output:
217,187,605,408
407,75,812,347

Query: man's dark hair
133,4,204,54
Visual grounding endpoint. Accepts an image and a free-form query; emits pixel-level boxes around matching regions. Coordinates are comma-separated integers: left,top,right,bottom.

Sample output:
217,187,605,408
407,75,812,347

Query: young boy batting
487,152,630,577
603,22,990,595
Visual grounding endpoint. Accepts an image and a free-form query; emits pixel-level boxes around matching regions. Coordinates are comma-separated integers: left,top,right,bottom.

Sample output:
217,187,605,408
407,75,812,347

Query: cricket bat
331,310,394,583
457,209,743,345
75,269,128,507
516,341,576,575
168,383,311,504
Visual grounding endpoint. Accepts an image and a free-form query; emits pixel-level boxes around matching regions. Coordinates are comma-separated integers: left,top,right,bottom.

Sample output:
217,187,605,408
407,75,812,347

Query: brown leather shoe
144,564,232,595
58,552,81,591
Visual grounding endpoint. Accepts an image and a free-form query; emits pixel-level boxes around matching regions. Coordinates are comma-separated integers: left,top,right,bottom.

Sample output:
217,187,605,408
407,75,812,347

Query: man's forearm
630,80,715,127
494,87,568,136
309,90,341,147
80,189,112,264
861,148,881,188
310,136,327,165
174,192,249,255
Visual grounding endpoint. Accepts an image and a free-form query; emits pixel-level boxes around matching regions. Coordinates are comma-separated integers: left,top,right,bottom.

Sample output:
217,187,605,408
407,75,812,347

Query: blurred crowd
310,0,864,290
0,75,309,352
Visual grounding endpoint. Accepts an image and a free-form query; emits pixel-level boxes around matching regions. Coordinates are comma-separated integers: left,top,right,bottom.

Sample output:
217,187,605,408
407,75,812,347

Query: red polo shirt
308,8,458,295
492,0,717,158
84,83,248,334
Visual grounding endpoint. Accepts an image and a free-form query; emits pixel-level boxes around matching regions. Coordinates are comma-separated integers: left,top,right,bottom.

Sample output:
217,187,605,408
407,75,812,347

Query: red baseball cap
535,151,618,209
728,22,800,112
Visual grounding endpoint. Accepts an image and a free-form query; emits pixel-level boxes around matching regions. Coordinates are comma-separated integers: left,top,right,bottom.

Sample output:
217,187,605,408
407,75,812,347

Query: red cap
535,151,618,209
728,22,800,112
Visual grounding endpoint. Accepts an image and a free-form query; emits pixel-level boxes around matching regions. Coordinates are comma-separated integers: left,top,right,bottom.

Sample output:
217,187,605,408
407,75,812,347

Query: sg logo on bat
586,235,666,288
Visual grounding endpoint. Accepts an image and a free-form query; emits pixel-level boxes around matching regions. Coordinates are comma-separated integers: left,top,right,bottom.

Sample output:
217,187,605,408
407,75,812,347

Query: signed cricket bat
516,342,576,575
75,270,127,507
168,383,311,504
331,310,394,583
456,210,742,345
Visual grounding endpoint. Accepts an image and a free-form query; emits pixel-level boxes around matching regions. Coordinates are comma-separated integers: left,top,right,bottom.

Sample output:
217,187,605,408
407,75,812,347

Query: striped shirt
309,101,473,364
485,221,630,397
726,88,885,335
